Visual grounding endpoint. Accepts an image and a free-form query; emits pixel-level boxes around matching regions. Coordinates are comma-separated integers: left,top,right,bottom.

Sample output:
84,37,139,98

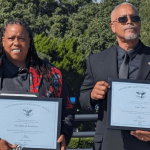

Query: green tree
65,0,125,61
137,0,150,46
128,0,150,46
34,33,84,95
0,0,58,35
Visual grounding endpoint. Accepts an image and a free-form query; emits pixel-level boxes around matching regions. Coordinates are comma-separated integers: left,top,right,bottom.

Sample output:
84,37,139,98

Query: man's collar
117,40,142,60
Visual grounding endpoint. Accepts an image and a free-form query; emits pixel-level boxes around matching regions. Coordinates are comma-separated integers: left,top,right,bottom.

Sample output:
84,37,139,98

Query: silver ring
14,145,23,150
141,137,144,141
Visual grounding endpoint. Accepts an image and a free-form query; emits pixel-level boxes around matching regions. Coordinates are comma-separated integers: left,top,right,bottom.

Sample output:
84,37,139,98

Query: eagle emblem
136,91,146,99
23,108,33,117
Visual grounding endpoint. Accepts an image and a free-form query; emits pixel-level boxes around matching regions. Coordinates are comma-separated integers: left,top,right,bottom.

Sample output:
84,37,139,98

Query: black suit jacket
79,43,150,150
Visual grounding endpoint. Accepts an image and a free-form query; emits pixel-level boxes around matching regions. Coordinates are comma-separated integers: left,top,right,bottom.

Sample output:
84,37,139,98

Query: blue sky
94,0,101,3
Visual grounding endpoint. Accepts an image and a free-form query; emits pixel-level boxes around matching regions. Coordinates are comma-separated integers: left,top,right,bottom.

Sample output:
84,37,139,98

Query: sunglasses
112,16,141,23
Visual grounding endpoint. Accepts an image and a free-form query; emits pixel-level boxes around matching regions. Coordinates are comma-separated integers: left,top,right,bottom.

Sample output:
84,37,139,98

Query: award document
0,96,62,150
107,78,150,131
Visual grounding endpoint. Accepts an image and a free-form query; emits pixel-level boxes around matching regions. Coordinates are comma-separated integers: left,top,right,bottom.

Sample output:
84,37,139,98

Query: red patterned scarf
28,58,62,97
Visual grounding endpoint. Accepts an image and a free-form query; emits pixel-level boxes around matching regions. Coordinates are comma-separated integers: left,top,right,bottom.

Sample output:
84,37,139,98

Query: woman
0,19,74,150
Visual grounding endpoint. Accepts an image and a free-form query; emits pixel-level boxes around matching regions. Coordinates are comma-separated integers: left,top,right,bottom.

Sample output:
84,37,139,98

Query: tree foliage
0,0,149,96
34,33,84,95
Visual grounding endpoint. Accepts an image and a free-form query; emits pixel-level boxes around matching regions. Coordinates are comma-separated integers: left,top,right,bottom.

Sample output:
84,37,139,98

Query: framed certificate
107,78,150,131
0,96,62,150
0,91,39,97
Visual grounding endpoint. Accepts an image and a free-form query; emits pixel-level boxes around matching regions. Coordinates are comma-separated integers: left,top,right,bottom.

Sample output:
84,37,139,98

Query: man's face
110,4,141,41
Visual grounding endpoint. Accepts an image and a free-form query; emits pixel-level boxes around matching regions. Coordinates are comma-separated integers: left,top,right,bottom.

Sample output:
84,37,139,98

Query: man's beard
124,33,137,40
123,25,138,40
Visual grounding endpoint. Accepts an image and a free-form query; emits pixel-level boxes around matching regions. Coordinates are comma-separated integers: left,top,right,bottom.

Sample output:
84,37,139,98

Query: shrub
67,137,93,149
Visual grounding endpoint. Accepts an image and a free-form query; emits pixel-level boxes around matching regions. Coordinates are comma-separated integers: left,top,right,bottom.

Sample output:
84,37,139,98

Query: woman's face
2,24,30,64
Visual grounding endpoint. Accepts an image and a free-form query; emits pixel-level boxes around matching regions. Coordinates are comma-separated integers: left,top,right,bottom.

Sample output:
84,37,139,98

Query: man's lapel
136,45,150,80
105,45,118,79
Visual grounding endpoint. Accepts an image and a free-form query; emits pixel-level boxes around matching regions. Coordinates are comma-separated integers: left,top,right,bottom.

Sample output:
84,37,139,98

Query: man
79,2,150,150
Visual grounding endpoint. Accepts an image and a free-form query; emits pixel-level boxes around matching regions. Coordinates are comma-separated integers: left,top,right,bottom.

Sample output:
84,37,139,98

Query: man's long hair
0,18,53,84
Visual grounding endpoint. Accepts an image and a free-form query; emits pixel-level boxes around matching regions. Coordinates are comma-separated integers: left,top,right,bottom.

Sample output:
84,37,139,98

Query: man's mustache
124,25,136,31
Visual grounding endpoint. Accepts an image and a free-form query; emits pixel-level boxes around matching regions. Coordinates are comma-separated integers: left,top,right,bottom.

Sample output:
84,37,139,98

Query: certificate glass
107,78,150,131
0,91,39,97
0,96,62,150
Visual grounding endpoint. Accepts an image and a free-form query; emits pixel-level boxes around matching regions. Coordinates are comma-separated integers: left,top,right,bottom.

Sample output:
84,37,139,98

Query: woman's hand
131,130,150,142
57,134,66,150
0,139,16,150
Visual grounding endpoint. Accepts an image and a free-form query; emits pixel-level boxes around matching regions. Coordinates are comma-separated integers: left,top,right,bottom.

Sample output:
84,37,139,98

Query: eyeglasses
112,15,141,23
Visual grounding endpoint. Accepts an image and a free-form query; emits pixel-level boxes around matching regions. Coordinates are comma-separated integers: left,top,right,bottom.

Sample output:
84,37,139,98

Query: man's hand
57,134,66,150
131,130,150,142
0,139,16,150
91,81,110,100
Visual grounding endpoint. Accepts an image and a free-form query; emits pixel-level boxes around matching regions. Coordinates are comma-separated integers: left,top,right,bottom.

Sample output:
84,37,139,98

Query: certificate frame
0,95,62,150
0,91,39,97
107,78,150,131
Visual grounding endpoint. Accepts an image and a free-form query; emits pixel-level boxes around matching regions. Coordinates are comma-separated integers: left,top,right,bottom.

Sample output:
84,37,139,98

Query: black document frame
107,78,150,131
0,95,62,150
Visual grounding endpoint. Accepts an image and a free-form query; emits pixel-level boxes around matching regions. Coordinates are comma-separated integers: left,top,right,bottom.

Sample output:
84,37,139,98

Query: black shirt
117,41,142,79
1,57,29,92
